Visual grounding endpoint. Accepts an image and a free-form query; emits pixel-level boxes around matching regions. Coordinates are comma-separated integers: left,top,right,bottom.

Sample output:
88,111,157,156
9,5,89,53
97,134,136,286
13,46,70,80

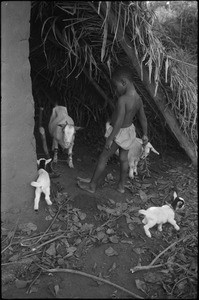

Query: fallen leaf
67,246,77,254
106,173,114,181
15,279,29,289
20,257,34,264
106,228,115,235
102,237,109,243
9,254,19,262
109,235,119,243
141,183,152,189
108,262,117,273
46,242,56,256
133,248,145,255
135,279,147,293
54,284,60,295
29,286,38,293
57,258,65,266
131,217,142,224
139,190,148,202
129,206,140,212
45,215,53,221
108,199,115,205
96,231,106,240
128,223,135,231
105,247,118,256
18,222,37,232
75,238,82,245
176,279,187,291
78,211,87,220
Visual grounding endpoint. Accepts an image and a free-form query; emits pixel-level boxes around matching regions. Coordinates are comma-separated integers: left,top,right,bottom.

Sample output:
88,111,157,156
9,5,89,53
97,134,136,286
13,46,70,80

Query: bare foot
76,177,91,183
77,180,95,193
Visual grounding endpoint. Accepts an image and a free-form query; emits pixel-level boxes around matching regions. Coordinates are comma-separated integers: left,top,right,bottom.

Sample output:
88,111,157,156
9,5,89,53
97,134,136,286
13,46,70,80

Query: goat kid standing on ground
31,158,52,212
139,191,185,238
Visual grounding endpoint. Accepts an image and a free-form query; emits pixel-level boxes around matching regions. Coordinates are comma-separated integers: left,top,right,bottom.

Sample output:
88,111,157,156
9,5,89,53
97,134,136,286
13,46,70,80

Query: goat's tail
138,209,147,215
31,181,42,188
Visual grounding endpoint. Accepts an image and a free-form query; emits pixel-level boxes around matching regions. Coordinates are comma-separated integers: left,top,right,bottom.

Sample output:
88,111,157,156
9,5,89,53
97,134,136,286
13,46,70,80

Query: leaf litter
1,158,198,298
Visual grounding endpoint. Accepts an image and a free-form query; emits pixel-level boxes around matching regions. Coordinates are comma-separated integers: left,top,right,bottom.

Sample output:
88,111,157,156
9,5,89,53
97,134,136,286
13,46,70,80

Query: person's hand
105,137,113,150
142,135,148,146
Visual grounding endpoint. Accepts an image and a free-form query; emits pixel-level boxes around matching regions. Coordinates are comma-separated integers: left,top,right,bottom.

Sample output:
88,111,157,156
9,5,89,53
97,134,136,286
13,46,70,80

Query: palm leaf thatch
30,1,197,165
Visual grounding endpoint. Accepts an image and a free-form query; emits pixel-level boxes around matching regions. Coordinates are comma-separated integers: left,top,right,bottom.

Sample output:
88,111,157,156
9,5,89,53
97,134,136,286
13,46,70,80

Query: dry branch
38,265,144,299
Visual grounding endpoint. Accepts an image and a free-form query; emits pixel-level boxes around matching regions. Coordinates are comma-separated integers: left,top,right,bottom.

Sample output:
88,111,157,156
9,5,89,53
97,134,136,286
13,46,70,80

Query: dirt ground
1,137,198,299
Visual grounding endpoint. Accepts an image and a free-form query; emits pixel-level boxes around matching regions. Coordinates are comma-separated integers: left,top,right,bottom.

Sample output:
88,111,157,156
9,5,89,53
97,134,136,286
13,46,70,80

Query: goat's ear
151,147,159,155
45,158,52,165
37,159,41,165
173,191,177,199
75,126,83,131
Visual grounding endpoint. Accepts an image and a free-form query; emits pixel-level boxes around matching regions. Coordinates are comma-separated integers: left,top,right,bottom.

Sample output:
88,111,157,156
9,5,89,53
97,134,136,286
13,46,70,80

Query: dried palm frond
30,1,197,154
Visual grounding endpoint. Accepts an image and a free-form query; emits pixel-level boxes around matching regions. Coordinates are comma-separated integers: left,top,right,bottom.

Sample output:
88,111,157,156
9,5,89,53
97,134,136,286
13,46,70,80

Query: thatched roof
30,1,197,162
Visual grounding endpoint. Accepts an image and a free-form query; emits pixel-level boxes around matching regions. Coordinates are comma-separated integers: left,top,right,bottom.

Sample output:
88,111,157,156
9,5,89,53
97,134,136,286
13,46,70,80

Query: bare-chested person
77,66,148,193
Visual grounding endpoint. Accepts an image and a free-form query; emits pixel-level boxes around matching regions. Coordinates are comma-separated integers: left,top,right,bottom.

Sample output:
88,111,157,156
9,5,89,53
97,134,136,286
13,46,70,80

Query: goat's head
58,123,82,149
170,191,185,211
37,158,52,169
141,142,159,159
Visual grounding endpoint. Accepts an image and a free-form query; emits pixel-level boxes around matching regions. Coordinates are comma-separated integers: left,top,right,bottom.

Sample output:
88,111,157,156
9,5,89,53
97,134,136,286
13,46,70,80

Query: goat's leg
44,187,52,206
158,224,163,231
52,139,58,163
34,188,41,212
168,219,180,231
134,160,139,175
129,165,135,179
143,221,157,238
68,143,74,168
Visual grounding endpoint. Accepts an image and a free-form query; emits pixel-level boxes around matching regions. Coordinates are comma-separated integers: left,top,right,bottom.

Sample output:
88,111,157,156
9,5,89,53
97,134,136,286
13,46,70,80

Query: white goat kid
105,121,159,179
128,138,159,179
49,105,81,168
139,191,185,238
31,158,52,212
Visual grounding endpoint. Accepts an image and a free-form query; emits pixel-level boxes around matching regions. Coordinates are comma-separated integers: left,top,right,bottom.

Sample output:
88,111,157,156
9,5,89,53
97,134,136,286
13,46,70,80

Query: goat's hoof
69,163,74,168
146,232,151,238
34,209,38,213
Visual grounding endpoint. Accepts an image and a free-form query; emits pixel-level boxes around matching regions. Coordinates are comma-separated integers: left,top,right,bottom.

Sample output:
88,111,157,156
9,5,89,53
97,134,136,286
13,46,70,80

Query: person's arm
105,97,125,149
137,103,148,144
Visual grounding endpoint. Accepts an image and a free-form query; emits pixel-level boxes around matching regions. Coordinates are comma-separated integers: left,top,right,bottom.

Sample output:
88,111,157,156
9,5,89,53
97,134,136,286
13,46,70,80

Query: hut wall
1,1,37,219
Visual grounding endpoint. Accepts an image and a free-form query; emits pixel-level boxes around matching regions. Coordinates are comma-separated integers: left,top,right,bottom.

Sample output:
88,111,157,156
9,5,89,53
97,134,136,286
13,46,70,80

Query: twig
31,233,67,252
1,251,43,266
170,277,189,295
130,234,196,273
1,217,20,254
20,230,65,247
26,270,42,294
38,265,144,299
171,263,197,278
33,199,70,245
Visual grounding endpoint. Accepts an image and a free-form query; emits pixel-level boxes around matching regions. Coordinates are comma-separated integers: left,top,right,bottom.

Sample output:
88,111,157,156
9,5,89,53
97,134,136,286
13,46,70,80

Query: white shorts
105,122,136,150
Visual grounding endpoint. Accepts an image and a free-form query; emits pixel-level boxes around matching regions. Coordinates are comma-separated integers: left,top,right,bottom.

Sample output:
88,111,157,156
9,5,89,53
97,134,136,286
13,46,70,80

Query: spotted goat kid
31,158,52,212
139,191,185,238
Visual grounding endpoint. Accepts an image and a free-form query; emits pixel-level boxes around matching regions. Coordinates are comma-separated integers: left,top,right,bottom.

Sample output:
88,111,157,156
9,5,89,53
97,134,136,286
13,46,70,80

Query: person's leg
78,141,119,193
117,148,129,193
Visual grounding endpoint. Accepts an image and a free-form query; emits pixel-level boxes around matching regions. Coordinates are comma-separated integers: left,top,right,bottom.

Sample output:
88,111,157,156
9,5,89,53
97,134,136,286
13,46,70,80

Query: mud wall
1,1,37,217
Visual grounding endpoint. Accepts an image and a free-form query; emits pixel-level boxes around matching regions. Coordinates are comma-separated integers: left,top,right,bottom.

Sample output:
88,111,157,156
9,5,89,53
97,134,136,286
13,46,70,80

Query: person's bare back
111,90,142,128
